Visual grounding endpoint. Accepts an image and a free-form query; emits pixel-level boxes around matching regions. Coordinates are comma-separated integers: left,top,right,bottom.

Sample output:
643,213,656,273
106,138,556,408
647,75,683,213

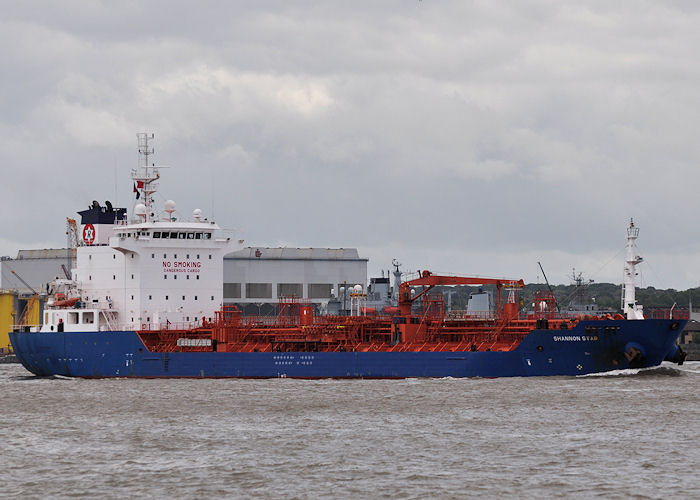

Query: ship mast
621,218,644,319
132,133,160,223
391,259,402,301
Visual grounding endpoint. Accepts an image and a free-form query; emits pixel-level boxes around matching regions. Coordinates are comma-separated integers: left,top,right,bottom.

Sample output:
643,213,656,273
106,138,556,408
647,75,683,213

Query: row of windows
223,283,334,299
131,294,214,301
91,253,134,260
117,231,212,240
133,315,207,323
152,253,212,259
90,274,201,281
153,231,212,240
90,252,211,261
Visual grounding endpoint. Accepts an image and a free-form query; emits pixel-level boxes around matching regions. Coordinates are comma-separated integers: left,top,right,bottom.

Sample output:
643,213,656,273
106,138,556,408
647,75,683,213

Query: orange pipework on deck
135,271,586,355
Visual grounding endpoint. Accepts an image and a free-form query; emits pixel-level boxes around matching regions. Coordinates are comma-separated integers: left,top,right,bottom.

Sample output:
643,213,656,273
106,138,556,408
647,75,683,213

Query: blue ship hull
10,319,685,378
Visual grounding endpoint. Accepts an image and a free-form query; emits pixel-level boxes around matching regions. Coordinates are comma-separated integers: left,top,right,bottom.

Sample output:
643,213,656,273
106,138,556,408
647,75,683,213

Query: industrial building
224,247,368,315
1,249,72,293
0,291,43,353
0,251,62,352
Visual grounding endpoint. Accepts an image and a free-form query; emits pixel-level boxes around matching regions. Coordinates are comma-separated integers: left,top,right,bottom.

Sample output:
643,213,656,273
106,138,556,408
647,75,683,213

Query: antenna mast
537,261,560,313
132,133,160,222
621,218,644,319
391,259,402,301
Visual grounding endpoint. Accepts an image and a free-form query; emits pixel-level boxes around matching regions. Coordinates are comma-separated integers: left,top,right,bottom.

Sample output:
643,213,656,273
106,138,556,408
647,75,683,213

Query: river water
1,362,698,499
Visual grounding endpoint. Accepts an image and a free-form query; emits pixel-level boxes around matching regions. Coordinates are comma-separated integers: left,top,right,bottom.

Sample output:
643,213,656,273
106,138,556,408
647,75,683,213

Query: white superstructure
621,218,644,320
41,133,242,332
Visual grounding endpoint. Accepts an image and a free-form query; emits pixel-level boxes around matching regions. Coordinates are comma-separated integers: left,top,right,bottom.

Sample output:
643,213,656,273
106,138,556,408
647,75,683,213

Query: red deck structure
136,271,622,355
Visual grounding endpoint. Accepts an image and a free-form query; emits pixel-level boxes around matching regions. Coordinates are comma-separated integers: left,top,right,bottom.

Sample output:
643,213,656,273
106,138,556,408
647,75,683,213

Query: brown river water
1,362,698,499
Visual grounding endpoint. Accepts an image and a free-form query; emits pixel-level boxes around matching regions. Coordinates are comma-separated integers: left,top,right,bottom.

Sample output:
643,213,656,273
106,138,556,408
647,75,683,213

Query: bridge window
153,232,161,238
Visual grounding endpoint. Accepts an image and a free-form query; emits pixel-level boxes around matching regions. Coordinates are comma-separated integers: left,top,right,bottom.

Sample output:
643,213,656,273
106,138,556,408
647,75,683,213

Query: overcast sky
1,1,699,289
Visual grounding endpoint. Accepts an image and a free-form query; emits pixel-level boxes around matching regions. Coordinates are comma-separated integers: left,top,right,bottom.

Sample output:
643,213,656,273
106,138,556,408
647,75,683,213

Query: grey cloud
1,1,699,288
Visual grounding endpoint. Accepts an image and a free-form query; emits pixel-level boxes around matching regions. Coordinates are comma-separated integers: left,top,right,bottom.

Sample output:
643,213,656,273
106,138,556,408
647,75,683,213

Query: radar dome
164,200,176,214
353,284,363,293
193,208,202,221
134,203,147,216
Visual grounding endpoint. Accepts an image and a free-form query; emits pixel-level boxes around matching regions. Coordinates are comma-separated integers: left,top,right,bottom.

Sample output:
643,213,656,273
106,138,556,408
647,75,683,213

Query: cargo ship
9,135,687,378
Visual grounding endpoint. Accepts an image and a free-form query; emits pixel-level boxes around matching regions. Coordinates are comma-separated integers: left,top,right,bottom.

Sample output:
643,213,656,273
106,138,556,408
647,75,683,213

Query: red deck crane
398,270,524,316
397,270,525,343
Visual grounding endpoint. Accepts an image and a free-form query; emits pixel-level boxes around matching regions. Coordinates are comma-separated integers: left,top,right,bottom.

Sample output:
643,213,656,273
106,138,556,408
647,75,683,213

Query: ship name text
552,335,599,342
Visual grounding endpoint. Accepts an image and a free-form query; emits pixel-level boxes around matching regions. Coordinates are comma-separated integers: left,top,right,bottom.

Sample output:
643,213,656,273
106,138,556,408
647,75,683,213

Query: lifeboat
53,295,80,307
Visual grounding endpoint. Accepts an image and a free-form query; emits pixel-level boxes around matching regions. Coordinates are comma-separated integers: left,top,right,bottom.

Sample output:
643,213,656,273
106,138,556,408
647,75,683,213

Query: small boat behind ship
9,135,687,378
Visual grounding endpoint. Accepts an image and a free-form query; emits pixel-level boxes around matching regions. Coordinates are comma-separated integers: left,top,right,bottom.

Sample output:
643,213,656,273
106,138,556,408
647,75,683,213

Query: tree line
435,283,700,312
